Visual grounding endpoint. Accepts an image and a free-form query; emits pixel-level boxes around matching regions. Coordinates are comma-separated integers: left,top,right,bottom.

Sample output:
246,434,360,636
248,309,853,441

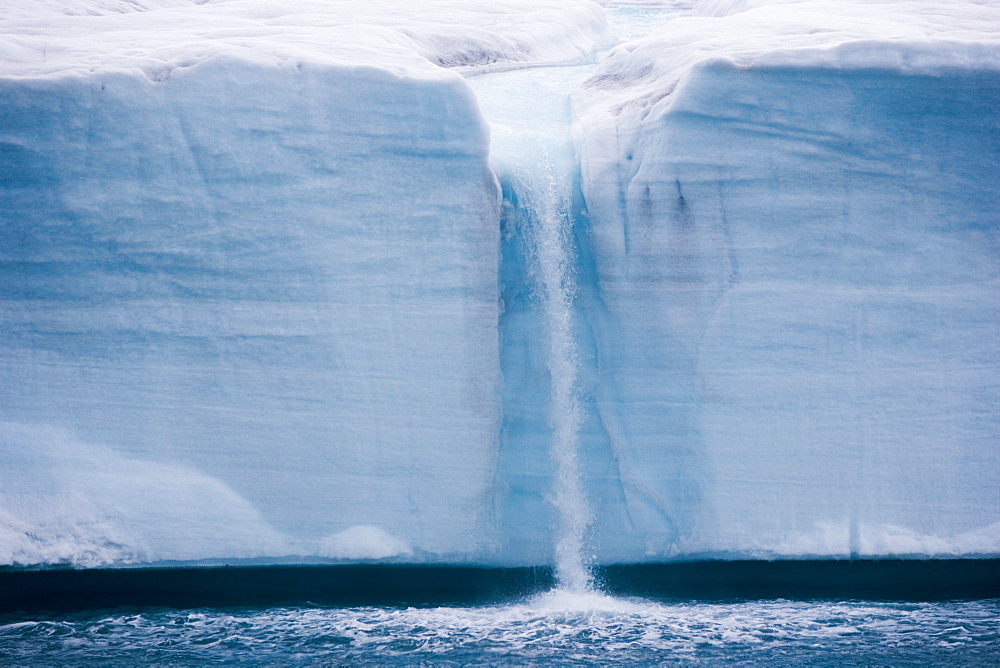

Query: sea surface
3,592,998,665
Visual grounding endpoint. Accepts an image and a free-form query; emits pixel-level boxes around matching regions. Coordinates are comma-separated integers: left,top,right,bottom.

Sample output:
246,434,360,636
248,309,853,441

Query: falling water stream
519,151,591,592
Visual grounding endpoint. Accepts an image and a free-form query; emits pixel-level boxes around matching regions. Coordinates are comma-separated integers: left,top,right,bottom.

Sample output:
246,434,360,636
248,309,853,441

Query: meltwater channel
2,6,998,665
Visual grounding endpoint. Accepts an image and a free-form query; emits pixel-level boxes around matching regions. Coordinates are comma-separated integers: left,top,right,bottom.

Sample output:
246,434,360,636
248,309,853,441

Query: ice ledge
576,0,1000,123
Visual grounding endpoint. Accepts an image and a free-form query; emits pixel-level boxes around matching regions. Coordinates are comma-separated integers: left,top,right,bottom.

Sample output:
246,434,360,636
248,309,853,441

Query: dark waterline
2,562,997,665
1,559,997,615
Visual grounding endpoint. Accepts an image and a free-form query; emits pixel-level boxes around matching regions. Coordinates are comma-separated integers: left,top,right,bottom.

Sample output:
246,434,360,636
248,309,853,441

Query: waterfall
468,65,604,593
509,145,593,593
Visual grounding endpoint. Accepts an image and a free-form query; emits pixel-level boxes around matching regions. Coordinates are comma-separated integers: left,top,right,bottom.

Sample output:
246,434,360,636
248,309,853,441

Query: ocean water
2,592,998,665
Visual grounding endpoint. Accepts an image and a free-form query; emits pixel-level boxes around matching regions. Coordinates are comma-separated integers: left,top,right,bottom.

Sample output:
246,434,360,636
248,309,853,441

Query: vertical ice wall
0,58,501,563
574,1,1000,558
0,0,620,567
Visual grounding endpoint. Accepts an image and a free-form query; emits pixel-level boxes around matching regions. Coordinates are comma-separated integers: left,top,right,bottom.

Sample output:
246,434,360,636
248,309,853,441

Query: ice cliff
572,0,1000,560
0,0,614,565
1,0,997,567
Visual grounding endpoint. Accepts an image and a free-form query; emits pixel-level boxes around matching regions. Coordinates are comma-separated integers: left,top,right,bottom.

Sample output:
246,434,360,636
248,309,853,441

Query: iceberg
1,0,997,568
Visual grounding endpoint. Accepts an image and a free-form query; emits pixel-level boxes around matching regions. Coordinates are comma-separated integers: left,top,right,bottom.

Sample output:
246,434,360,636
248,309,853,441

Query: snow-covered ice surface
573,0,1000,560
1,0,998,567
0,0,612,74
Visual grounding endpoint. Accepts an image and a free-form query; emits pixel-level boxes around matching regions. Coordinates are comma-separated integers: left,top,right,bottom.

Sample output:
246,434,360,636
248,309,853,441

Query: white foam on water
527,587,652,614
3,598,998,664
